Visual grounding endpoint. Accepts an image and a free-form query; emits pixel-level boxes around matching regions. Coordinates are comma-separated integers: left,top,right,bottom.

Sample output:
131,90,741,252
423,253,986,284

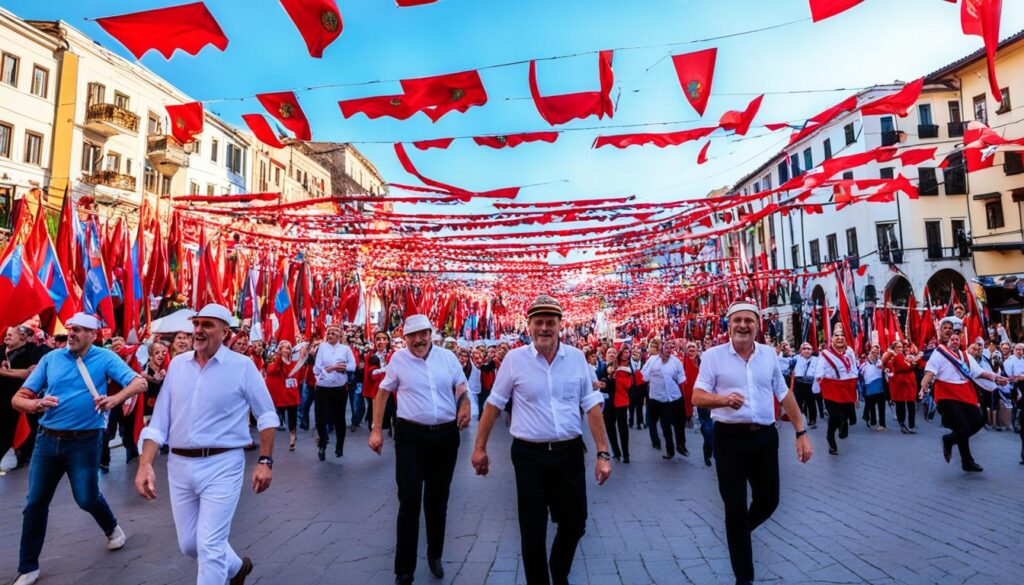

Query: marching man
815,323,859,455
135,304,279,585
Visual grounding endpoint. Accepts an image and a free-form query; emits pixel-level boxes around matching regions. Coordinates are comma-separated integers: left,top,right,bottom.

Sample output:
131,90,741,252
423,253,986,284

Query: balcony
947,121,965,138
84,103,140,137
917,124,939,139
147,135,190,175
83,170,136,192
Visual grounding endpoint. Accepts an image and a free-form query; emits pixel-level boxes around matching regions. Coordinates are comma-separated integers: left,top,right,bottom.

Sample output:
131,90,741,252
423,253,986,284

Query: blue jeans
349,383,365,427
20,431,118,573
299,383,315,427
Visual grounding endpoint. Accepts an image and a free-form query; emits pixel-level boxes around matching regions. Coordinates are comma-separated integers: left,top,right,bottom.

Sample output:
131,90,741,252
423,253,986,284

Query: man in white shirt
789,343,818,428
995,342,1024,463
472,295,611,585
312,325,357,461
693,300,811,585
368,314,471,585
641,338,688,459
135,304,278,585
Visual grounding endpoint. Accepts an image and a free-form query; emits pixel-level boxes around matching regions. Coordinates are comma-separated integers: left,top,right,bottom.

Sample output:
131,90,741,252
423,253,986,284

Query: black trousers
476,389,491,421
864,394,886,427
824,400,855,449
394,419,459,576
511,437,587,585
713,424,780,582
697,407,714,462
314,385,348,453
648,397,686,456
793,381,815,425
277,406,298,432
938,400,984,467
628,389,646,428
1018,406,1024,461
0,392,19,460
100,407,137,466
602,403,629,459
895,401,916,429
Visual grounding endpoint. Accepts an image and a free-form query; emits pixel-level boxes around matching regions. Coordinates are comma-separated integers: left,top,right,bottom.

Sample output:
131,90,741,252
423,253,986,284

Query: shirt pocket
558,378,583,404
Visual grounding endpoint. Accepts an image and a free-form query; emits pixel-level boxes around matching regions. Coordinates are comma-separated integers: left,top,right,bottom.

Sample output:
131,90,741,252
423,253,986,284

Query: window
844,122,856,145
144,160,158,192
274,167,281,186
777,160,789,184
1005,151,1024,175
0,122,11,158
147,113,160,135
826,233,839,262
161,175,171,196
842,171,854,181
876,223,899,262
87,82,105,107
985,200,1004,230
189,181,200,195
23,132,42,165
81,142,101,173
211,138,219,162
943,152,967,195
206,184,215,196
0,186,11,231
973,94,987,125
192,138,201,154
803,148,813,172
2,53,19,86
823,138,832,161
762,174,771,190
918,167,939,195
880,167,894,180
996,88,1012,115
791,244,800,269
846,228,859,257
114,91,130,110
30,66,48,98
125,157,133,175
948,101,962,123
105,152,120,173
918,103,933,126
951,219,968,257
790,154,801,177
809,239,821,266
226,142,243,174
925,220,943,259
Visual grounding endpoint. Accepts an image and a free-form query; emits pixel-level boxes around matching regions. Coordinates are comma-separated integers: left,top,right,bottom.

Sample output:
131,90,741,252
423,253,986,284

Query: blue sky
5,0,1024,211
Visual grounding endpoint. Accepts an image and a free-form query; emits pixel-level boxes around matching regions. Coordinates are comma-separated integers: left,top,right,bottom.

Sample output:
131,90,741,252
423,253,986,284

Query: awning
1012,188,1024,203
971,191,1001,201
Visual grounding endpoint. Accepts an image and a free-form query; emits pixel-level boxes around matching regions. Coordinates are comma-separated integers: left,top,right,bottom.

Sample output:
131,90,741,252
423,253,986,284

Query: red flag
412,138,455,150
271,260,298,342
242,114,287,148
962,0,1003,102
472,132,558,149
530,51,614,126
396,0,438,5
592,126,716,149
393,143,519,199
256,91,311,141
400,69,489,123
193,229,226,308
0,224,53,330
13,414,31,450
165,102,204,145
279,0,342,58
56,189,81,283
94,2,228,59
718,94,763,136
338,94,420,120
671,48,716,117
809,0,864,22
860,78,924,117
696,140,711,164
789,95,859,144
144,220,168,301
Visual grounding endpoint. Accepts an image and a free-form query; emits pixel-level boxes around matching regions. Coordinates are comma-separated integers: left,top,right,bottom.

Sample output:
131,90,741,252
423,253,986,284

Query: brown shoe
230,557,253,585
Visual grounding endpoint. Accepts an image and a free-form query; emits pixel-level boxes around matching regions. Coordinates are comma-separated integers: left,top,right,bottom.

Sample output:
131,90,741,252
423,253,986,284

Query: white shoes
12,570,40,585
106,525,126,550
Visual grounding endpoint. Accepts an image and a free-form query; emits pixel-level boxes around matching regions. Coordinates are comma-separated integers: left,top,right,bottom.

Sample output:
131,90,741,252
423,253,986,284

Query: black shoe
99,464,110,473
839,421,849,440
941,437,952,463
652,441,661,450
662,453,674,459
427,557,444,579
335,449,343,458
230,557,253,585
900,425,910,434
623,456,630,464
395,574,414,585
318,447,326,461
962,462,983,473
907,427,916,434
735,579,753,585
809,422,817,429
704,456,712,467
677,446,689,457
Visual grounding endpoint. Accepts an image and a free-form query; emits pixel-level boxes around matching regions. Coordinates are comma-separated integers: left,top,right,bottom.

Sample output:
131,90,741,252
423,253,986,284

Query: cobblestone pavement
2,411,1023,585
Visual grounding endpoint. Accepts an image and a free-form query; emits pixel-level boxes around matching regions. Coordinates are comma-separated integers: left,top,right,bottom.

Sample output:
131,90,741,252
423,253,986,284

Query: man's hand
135,464,158,500
252,464,272,493
456,398,471,430
595,458,612,485
35,396,59,413
471,447,489,476
722,392,745,409
795,434,813,463
368,428,384,455
94,392,126,412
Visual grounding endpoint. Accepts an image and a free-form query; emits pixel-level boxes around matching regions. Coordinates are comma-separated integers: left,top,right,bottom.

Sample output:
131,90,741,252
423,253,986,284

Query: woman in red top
363,331,392,432
681,342,700,421
883,340,922,434
266,340,303,451
611,347,640,463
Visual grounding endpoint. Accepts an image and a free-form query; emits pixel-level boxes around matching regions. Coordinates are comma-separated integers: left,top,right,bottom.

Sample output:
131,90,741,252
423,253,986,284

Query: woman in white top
859,345,886,431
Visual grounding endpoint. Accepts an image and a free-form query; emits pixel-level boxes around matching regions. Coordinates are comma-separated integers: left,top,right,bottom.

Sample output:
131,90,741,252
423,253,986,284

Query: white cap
726,300,760,320
191,303,237,327
66,312,103,330
940,315,964,330
444,336,456,343
403,314,433,335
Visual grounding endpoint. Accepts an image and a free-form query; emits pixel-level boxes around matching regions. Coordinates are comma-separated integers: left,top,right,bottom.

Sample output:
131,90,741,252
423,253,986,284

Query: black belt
716,422,773,432
513,436,584,451
39,427,100,439
170,447,239,458
396,418,457,431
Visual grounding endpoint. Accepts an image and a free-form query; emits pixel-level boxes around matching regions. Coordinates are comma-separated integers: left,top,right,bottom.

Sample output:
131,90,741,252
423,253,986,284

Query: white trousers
168,450,245,585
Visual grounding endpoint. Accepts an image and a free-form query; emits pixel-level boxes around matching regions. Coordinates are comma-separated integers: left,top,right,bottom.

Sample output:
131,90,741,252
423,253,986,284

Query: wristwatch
795,430,807,439
596,451,612,461
257,456,273,469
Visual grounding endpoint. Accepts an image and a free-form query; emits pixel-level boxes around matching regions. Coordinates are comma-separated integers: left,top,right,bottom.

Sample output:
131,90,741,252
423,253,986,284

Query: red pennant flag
965,147,996,172
592,126,716,149
530,51,614,126
256,91,312,141
696,140,711,165
95,2,228,59
808,0,864,22
338,94,420,120
860,78,924,117
671,48,716,117
165,101,204,145
393,143,520,199
473,132,558,149
718,94,763,136
400,70,489,123
789,95,858,144
279,0,342,58
897,146,937,166
412,138,455,150
397,0,438,5
962,0,1003,102
242,114,287,148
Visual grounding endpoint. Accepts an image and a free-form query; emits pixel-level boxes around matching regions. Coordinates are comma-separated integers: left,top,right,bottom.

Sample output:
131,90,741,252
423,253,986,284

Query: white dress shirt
379,346,468,425
640,354,685,403
488,343,605,442
468,363,482,395
925,348,983,383
974,353,998,391
791,355,816,382
861,359,884,385
694,342,788,425
313,341,357,387
140,345,279,448
1003,354,1024,379
814,347,859,381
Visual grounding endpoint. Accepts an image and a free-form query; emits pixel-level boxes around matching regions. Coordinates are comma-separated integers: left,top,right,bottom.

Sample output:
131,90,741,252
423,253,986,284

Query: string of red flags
257,91,312,141
718,94,764,136
529,51,615,126
593,126,717,149
962,0,1004,102
808,0,865,22
242,114,289,148
93,2,228,59
340,69,488,122
859,78,924,116
279,0,343,58
396,0,440,6
393,143,520,200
